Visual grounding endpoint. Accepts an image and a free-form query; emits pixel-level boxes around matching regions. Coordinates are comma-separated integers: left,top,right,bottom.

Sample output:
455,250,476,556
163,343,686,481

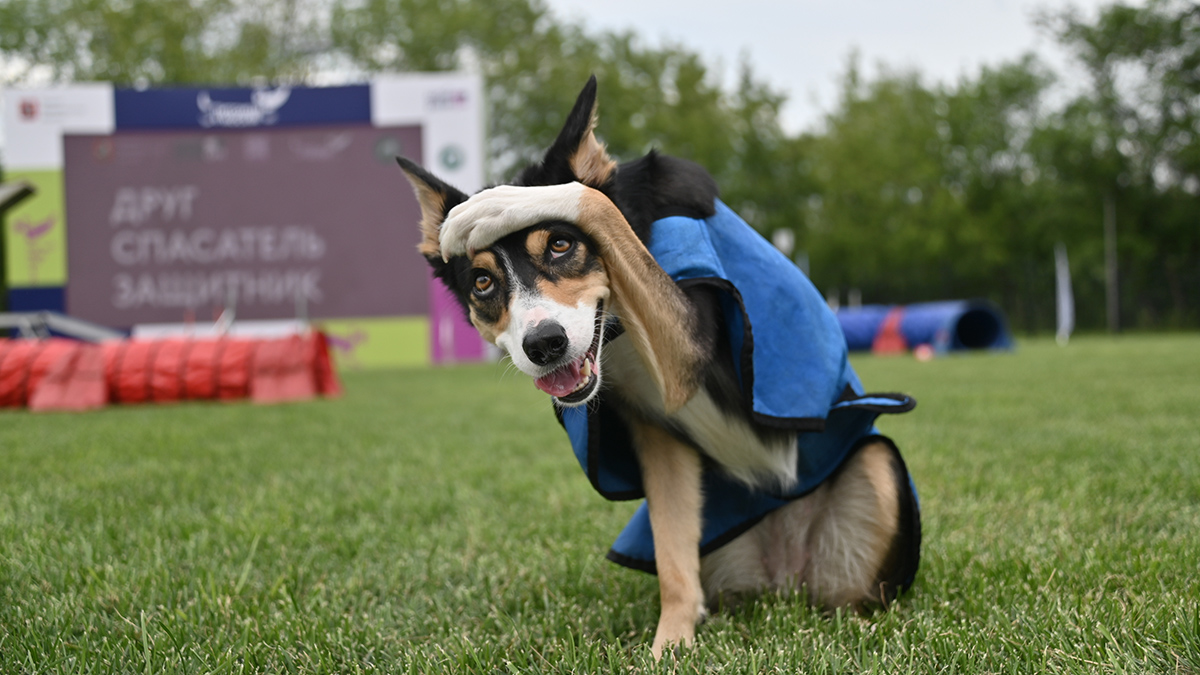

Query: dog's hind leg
804,438,919,610
632,421,706,659
699,491,821,606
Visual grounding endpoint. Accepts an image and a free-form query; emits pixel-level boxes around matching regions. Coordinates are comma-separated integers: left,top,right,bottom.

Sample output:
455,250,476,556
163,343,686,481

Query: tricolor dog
398,77,921,659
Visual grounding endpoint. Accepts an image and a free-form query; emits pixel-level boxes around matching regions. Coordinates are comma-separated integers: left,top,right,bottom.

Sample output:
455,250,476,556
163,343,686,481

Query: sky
542,0,1116,133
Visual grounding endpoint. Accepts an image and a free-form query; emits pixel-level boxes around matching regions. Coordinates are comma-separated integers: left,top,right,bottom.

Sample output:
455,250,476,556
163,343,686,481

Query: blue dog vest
555,201,916,572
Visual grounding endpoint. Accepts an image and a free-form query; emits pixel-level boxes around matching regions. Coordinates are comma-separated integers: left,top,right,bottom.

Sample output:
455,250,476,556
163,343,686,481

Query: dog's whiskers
495,354,522,382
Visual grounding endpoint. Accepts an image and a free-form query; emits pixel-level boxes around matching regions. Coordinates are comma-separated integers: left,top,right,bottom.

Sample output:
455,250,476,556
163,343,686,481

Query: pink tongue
535,359,584,397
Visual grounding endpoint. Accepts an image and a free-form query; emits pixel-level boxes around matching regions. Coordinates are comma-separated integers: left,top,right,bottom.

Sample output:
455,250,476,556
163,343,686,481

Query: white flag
1055,243,1074,346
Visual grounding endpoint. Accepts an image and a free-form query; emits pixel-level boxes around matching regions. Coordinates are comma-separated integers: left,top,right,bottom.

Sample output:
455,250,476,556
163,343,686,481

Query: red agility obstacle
0,338,106,411
870,307,910,355
0,332,340,412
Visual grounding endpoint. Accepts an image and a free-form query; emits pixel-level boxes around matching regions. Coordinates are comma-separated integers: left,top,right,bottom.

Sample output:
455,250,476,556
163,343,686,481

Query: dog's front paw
439,188,513,259
440,183,587,260
650,625,693,661
649,603,706,660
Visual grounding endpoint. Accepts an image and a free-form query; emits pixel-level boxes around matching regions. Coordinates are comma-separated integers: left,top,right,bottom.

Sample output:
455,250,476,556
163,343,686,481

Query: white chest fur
601,336,798,490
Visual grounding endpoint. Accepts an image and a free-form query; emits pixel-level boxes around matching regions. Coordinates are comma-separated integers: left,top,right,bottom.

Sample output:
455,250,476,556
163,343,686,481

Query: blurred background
1,0,1196,335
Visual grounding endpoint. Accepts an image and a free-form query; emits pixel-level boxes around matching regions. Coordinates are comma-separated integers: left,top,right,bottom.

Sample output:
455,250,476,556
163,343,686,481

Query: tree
328,0,791,187
943,56,1060,329
0,0,328,85
805,59,953,299
800,54,1064,327
1043,0,1200,327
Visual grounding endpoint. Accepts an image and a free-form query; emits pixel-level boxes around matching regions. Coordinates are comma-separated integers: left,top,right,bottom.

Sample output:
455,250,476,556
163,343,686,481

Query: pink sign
429,275,487,364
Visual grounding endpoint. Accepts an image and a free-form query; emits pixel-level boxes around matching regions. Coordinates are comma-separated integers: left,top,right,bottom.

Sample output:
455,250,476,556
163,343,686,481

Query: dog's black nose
523,322,569,366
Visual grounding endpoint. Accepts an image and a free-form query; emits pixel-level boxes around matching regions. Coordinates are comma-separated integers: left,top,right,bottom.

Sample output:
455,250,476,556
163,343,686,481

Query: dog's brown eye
473,273,494,296
549,237,573,258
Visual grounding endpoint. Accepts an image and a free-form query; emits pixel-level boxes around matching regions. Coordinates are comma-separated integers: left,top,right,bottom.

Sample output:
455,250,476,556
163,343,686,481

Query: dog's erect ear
520,76,617,188
555,76,617,187
396,156,475,319
396,156,469,261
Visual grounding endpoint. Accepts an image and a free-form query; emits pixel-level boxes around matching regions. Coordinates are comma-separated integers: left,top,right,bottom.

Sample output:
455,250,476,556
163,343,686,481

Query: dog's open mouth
533,304,604,404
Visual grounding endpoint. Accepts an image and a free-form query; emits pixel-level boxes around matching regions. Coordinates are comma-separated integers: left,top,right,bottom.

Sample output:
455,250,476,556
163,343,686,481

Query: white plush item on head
440,182,586,260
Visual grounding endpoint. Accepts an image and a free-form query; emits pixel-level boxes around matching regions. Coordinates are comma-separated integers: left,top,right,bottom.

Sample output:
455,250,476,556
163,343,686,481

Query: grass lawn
1,334,1197,673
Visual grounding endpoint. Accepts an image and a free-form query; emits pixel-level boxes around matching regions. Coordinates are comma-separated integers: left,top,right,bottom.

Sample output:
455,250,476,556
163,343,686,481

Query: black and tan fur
398,77,916,659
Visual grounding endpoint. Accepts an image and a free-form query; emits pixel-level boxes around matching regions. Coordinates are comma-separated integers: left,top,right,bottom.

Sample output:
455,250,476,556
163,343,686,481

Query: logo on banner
14,216,57,283
428,89,468,110
19,98,40,121
197,87,291,128
440,145,465,170
92,138,115,162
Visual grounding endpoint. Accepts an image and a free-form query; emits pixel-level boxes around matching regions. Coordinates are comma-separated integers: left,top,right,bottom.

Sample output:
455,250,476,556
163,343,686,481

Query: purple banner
63,125,427,326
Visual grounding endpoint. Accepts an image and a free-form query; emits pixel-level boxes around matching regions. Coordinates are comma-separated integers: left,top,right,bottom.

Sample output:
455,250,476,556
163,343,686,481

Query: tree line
2,0,1196,331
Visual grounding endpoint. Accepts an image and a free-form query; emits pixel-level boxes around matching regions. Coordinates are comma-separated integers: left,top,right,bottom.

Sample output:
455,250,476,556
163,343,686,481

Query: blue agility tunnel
836,300,1014,352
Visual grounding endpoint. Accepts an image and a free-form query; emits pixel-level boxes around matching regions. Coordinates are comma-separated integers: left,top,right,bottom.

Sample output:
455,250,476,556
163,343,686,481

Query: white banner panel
372,73,484,194
2,84,115,169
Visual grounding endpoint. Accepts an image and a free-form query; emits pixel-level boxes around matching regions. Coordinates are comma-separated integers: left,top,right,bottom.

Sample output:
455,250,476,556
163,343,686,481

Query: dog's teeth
571,373,590,393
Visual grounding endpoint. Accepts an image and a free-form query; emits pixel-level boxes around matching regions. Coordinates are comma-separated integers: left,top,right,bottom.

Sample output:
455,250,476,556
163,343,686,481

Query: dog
398,77,921,659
